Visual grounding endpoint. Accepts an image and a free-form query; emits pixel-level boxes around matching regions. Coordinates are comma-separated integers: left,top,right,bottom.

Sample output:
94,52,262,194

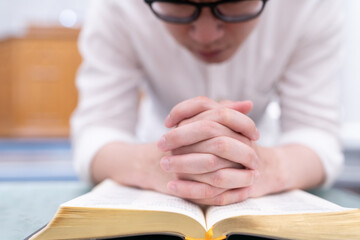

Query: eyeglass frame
144,0,269,24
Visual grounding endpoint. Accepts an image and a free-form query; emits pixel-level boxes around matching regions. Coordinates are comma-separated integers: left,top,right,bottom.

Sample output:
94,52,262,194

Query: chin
199,58,228,64
196,52,234,64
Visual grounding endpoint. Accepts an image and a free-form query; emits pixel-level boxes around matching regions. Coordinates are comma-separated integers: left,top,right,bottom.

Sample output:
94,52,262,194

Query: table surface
1,181,360,240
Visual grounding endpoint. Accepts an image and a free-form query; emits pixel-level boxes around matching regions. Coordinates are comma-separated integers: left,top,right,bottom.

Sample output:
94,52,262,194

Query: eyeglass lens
217,1,263,18
151,0,263,21
152,2,197,19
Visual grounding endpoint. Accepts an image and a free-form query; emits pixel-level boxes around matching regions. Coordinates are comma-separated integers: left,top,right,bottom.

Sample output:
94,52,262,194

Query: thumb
219,100,253,114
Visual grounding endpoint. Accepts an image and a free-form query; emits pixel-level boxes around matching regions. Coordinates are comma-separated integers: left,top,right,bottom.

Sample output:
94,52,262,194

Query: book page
206,190,350,228
62,179,206,229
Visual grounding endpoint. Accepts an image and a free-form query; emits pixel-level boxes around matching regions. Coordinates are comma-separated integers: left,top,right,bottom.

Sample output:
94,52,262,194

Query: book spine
185,227,226,240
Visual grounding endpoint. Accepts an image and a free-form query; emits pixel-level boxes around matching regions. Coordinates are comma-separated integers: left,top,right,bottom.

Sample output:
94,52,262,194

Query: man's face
162,0,260,63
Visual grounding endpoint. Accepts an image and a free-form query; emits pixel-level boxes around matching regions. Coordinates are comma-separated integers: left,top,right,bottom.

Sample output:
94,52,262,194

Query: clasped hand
158,96,260,205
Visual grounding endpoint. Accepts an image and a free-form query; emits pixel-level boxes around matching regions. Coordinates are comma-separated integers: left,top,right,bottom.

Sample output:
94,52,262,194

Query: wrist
91,142,166,190
132,142,168,190
268,146,293,191
256,145,292,193
265,144,326,191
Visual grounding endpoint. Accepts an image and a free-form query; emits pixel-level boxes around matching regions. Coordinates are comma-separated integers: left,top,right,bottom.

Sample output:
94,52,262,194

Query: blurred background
0,0,359,193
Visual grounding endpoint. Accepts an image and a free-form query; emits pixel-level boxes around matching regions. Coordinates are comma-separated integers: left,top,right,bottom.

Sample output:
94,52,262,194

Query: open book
30,179,360,240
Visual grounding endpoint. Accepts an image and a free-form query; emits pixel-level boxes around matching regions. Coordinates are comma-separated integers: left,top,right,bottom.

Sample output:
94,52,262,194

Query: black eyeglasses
144,0,268,24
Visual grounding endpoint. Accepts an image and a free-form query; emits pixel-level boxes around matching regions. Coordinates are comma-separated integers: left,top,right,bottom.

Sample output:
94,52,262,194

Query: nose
189,8,224,44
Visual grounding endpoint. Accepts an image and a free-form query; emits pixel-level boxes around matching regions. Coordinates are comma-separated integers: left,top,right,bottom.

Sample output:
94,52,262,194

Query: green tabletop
0,181,90,240
1,181,360,240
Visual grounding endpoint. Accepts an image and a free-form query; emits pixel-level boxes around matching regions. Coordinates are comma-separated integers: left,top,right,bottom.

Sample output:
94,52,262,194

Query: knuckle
203,185,217,198
199,120,218,136
195,96,210,106
244,171,255,186
199,120,211,132
238,135,251,146
250,149,258,167
246,149,255,162
189,187,199,198
211,171,226,187
217,108,230,124
245,118,258,137
167,129,180,144
196,96,209,101
244,138,252,146
186,190,196,199
206,155,218,171
248,120,257,132
213,137,229,155
243,147,256,166
214,194,226,206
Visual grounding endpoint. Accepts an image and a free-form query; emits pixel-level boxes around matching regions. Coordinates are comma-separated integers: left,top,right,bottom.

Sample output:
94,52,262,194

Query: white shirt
71,0,344,187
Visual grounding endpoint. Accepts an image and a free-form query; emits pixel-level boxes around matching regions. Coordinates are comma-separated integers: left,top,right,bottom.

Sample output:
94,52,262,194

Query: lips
197,49,224,60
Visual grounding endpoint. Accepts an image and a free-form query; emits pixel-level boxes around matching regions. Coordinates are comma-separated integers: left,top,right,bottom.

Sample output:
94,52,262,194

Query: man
71,0,344,205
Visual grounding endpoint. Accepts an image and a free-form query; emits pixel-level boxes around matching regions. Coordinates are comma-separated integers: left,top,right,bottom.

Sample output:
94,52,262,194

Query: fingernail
158,136,167,151
168,182,177,193
253,128,260,141
161,157,170,171
165,114,171,127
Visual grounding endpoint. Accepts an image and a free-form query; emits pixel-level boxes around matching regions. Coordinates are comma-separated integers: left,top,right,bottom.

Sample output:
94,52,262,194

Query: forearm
277,144,325,189
91,142,170,191
255,144,325,196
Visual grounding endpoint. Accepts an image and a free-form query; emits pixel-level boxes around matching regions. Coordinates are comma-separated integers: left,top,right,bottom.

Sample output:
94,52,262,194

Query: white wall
0,0,15,38
341,0,360,149
0,0,91,39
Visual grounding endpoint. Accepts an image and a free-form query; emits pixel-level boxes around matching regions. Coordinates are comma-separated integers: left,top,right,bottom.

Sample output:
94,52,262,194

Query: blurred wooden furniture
0,27,81,137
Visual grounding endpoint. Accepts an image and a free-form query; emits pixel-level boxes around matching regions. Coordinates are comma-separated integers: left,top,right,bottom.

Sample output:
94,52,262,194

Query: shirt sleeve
71,0,143,184
277,0,345,187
